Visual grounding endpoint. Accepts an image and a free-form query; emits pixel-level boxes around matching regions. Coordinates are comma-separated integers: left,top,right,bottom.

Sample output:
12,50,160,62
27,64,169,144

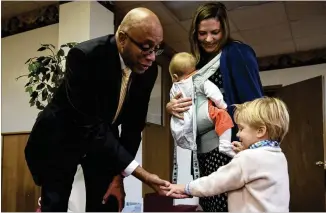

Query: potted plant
16,42,78,110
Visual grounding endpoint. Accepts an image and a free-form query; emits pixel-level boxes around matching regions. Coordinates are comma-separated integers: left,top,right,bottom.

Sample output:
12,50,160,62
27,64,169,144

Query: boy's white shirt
189,147,290,212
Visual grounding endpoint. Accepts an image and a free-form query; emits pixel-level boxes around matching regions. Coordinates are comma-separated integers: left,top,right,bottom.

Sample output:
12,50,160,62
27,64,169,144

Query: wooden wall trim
2,131,31,136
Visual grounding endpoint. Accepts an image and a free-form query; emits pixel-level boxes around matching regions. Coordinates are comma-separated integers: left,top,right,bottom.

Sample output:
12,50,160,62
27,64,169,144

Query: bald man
25,8,183,212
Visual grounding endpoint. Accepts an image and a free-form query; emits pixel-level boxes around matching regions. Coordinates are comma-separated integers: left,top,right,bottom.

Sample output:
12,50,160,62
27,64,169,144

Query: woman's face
197,18,223,53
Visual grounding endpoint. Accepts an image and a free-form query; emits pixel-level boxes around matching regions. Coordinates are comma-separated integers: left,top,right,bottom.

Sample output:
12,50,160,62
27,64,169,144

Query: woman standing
167,2,264,212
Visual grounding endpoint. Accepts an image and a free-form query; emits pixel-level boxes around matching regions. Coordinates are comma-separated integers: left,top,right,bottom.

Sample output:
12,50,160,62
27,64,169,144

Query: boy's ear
257,126,267,138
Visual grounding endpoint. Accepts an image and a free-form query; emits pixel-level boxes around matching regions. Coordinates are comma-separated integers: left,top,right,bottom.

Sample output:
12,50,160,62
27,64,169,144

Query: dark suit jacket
25,34,158,186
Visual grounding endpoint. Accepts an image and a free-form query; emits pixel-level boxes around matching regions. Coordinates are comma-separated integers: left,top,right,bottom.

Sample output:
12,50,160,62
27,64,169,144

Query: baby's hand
232,141,244,153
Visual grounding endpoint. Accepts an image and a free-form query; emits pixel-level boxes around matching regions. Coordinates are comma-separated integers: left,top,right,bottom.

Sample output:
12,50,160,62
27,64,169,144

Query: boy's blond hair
233,97,290,142
169,52,196,80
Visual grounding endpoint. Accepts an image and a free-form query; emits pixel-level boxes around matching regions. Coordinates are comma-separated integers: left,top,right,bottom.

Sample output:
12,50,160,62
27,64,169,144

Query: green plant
16,42,78,110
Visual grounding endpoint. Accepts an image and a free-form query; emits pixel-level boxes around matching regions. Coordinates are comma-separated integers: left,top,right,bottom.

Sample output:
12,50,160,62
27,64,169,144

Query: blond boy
164,97,290,212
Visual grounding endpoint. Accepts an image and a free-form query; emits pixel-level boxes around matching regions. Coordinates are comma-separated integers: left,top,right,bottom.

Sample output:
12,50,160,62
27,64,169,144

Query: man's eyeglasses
123,32,164,56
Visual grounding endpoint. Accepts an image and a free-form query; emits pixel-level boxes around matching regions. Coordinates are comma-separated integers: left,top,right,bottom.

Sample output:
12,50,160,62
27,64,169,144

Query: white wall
1,24,59,133
89,1,114,40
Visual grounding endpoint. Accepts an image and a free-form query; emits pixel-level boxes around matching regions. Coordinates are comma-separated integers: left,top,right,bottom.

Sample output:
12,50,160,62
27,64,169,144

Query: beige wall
260,63,326,87
1,24,59,133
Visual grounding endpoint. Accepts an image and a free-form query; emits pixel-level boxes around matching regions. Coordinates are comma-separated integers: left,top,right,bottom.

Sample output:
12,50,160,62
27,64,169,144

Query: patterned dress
197,68,232,212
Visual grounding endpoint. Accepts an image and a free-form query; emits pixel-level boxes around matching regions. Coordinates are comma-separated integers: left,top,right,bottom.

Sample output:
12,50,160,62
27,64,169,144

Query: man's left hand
102,175,125,212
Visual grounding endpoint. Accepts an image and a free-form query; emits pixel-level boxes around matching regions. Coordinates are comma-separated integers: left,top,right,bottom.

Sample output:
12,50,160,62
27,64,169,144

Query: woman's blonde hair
189,2,233,64
233,97,290,142
169,52,196,79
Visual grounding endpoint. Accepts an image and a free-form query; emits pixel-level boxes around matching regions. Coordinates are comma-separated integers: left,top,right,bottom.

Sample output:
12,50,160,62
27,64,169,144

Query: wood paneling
142,54,173,196
1,132,41,212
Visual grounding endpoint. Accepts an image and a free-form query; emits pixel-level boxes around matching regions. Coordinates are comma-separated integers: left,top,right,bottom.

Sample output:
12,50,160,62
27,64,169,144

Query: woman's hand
166,93,192,119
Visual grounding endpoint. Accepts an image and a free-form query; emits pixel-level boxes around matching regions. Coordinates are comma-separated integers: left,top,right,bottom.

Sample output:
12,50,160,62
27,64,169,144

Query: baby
163,97,290,212
169,52,235,157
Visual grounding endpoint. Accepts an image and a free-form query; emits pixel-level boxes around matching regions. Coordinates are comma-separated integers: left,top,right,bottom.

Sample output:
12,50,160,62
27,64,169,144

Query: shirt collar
119,53,127,70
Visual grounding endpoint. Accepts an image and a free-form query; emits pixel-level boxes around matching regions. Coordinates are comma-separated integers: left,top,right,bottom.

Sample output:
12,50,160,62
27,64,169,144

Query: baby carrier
171,52,222,183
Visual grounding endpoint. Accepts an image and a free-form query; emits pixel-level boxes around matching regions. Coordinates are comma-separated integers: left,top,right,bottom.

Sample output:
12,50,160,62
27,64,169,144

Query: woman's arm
166,93,192,119
227,43,264,103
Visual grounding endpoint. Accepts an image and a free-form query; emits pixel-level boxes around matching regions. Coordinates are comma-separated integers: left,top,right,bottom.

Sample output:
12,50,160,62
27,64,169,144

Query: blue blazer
220,41,264,140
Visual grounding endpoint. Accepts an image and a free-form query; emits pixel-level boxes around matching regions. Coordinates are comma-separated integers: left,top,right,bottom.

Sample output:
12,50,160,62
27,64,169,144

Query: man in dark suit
25,7,182,212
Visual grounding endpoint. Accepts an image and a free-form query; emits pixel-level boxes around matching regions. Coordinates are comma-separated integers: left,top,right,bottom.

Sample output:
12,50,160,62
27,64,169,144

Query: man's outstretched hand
132,166,190,199
145,174,190,199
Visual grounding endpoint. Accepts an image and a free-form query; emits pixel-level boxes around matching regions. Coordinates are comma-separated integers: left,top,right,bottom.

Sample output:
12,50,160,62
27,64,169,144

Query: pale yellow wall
1,24,59,133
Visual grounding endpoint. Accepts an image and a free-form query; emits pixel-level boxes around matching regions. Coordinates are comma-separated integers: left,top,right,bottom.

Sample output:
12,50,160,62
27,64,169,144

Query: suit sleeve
228,43,264,103
65,47,136,176
119,64,158,158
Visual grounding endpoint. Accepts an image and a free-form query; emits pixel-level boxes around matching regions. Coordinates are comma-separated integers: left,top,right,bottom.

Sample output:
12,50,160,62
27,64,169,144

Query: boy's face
236,122,261,149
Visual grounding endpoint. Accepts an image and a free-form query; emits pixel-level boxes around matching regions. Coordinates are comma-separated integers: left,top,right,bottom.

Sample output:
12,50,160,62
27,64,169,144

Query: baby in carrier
169,52,236,159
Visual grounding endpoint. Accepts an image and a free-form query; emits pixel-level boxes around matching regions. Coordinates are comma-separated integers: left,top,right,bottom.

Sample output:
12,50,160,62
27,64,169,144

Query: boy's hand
232,141,244,153
160,184,190,198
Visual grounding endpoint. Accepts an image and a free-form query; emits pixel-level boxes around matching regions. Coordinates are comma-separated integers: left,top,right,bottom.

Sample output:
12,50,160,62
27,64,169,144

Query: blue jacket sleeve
227,43,264,103
223,43,264,142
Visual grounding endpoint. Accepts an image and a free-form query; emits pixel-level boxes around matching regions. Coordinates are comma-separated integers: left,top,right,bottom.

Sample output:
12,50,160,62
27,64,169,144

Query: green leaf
25,86,33,93
45,73,51,81
37,56,45,62
36,101,41,109
57,49,64,57
29,98,35,107
28,63,35,72
25,58,31,64
42,89,48,101
36,83,45,90
40,67,48,75
47,95,52,103
47,84,52,91
42,58,51,66
37,47,46,51
25,81,31,87
31,91,38,99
